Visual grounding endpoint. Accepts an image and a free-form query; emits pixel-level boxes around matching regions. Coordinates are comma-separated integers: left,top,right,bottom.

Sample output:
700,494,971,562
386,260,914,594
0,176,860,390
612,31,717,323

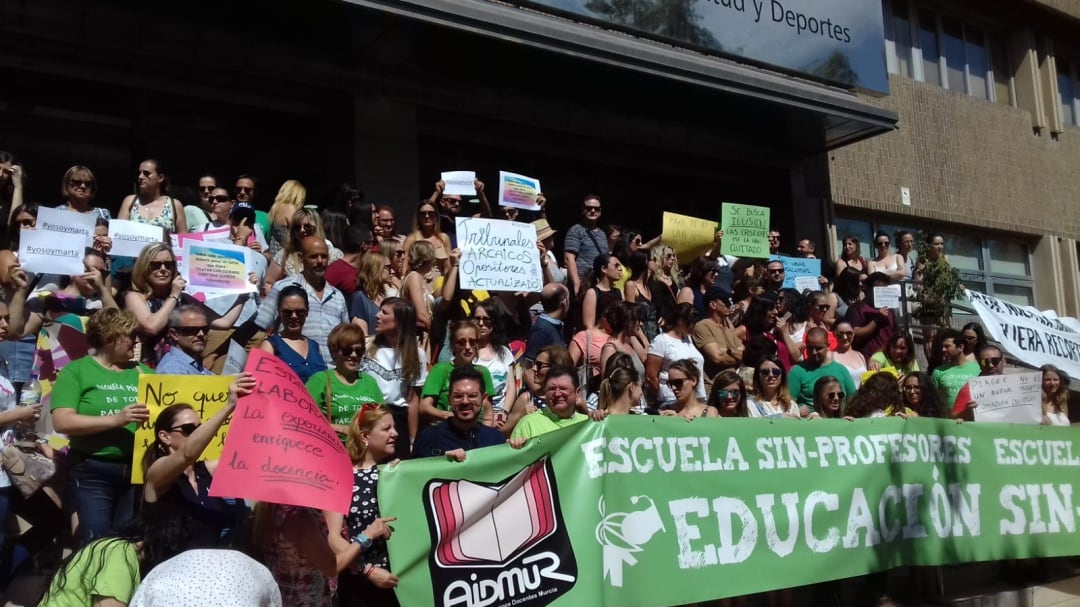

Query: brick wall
829,75,1080,239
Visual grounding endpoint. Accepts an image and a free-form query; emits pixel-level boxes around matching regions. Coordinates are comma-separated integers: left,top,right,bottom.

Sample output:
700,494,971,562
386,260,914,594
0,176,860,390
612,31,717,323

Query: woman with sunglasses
141,373,255,548
402,201,451,280
118,158,188,235
868,332,920,378
901,372,945,418
306,323,385,438
960,322,987,366
418,320,496,426
124,244,246,366
264,208,344,292
326,405,400,606
808,376,844,419
505,345,573,435
581,253,624,331
6,248,116,343
804,291,837,345
660,360,717,419
868,230,906,281
258,285,327,383
267,179,307,258
379,239,404,297
56,165,111,221
832,320,868,388
361,298,427,459
706,369,748,418
746,357,800,419
684,257,720,319
51,309,153,545
775,288,809,344
472,298,518,427
647,303,706,409
648,245,682,329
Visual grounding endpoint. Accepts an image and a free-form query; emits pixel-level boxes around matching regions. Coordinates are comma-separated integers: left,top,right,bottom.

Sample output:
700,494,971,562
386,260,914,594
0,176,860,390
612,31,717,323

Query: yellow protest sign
662,212,717,261
131,374,234,484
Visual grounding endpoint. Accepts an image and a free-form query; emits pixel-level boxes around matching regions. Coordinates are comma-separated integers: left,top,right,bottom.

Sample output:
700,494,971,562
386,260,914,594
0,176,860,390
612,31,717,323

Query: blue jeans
68,457,138,546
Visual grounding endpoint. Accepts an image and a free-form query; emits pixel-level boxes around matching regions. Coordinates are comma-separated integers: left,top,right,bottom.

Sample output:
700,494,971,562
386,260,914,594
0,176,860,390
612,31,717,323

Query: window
884,0,1011,105
1058,61,1077,127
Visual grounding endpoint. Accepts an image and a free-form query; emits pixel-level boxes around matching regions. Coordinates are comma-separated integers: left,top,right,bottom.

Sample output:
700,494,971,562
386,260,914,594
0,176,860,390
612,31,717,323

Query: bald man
787,327,858,416
525,282,570,362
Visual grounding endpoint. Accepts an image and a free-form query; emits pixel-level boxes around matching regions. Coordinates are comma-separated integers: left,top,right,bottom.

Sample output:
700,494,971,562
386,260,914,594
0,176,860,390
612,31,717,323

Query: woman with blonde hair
598,366,643,415
56,165,111,221
662,359,717,419
349,251,390,335
264,208,343,291
402,201,451,278
1041,364,1071,426
267,179,307,257
401,239,436,331
379,238,404,297
326,405,399,606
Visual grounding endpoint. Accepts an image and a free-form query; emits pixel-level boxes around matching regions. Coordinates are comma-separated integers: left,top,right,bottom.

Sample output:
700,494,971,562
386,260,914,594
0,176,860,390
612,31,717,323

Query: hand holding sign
209,349,354,513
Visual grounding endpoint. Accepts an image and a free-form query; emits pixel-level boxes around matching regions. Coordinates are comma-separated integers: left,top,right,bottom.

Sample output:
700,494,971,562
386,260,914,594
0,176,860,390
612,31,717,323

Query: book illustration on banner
423,457,577,607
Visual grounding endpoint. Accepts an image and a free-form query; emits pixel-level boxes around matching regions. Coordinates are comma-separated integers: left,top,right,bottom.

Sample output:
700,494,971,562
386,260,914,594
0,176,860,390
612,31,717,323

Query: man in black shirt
412,366,505,459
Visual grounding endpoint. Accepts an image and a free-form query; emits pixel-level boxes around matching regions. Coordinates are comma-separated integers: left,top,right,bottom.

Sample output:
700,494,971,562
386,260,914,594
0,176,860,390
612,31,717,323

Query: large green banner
379,417,1080,607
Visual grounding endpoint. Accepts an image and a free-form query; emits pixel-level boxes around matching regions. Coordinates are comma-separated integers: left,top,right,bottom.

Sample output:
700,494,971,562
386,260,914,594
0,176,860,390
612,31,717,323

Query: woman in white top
869,230,906,281
360,298,427,459
472,298,518,427
1041,364,1071,426
832,321,867,388
646,303,706,409
746,357,801,419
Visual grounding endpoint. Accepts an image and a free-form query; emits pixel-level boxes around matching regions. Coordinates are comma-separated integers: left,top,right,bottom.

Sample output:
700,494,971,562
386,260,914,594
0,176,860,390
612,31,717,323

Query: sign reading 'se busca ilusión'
518,0,888,94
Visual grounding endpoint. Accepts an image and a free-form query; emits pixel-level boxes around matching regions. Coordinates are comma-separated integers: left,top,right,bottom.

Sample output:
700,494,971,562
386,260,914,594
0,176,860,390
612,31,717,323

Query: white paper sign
36,207,95,250
970,371,1043,424
794,276,820,293
441,171,477,196
873,285,902,309
497,171,541,211
108,219,166,258
967,290,1080,380
18,229,85,276
221,339,249,376
455,217,543,293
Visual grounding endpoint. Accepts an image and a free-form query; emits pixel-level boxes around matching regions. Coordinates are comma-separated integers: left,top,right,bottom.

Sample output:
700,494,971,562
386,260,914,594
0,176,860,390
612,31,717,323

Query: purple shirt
846,301,895,359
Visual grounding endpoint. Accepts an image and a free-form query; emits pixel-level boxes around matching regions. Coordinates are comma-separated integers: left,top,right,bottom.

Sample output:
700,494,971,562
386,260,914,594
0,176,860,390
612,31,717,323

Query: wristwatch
354,533,373,550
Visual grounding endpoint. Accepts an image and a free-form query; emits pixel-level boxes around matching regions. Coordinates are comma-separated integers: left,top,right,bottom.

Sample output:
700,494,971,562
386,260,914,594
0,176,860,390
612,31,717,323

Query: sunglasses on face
209,195,231,203
584,206,601,213
281,309,308,318
533,360,551,372
199,185,216,191
338,345,364,358
667,378,689,390
418,211,437,218
474,317,494,326
169,423,201,436
836,331,854,338
706,268,719,275
295,224,315,235
149,261,176,272
758,368,782,378
826,391,844,400
175,325,209,337
236,186,253,193
715,389,741,400
980,357,1003,367
69,179,93,189
877,241,890,247
815,305,831,311
768,268,784,275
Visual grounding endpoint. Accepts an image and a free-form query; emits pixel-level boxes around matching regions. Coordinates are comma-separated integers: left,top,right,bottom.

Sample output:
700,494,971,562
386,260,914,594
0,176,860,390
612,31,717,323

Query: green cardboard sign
720,202,770,258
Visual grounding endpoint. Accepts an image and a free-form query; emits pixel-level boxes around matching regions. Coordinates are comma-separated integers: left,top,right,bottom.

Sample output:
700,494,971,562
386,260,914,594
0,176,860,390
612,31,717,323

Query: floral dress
345,466,389,569
129,196,177,233
264,505,334,607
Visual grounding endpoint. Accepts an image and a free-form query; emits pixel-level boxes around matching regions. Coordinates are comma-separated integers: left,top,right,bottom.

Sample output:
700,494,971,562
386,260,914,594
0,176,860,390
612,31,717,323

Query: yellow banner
131,374,234,484
662,212,717,261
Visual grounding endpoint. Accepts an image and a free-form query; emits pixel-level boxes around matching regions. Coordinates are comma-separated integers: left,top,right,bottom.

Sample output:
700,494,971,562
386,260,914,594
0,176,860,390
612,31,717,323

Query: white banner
18,229,84,276
455,217,542,293
36,207,95,250
441,171,477,196
970,371,1043,424
966,290,1080,379
108,219,166,257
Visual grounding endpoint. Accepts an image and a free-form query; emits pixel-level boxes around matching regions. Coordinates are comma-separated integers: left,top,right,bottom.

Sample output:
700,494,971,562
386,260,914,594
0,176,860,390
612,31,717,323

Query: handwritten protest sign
874,284,902,309
108,219,165,257
971,371,1043,424
131,374,235,484
209,349,353,513
18,229,84,276
662,212,716,261
181,240,256,296
497,171,541,211
456,217,543,292
720,203,770,258
441,171,476,196
770,255,821,289
36,207,95,250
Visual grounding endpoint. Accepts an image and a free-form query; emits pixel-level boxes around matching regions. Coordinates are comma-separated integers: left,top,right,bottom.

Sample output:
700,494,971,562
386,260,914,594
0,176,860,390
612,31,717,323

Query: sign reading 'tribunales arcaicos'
381,416,1080,607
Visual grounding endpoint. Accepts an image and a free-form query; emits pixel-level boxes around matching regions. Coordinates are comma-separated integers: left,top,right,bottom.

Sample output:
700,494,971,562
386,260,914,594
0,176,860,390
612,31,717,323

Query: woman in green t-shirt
867,332,920,379
306,323,385,436
51,308,153,545
418,320,495,425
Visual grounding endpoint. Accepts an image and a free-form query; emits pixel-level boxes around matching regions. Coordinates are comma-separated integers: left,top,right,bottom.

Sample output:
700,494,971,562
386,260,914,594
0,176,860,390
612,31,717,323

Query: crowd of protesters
0,151,1073,606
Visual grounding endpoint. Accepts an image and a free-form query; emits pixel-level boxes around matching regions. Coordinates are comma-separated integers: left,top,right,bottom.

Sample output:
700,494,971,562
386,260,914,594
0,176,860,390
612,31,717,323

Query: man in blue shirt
524,283,569,363
156,305,214,375
412,366,505,459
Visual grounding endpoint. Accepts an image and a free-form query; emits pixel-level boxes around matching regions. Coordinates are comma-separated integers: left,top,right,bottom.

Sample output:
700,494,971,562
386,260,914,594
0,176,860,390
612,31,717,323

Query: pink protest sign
209,349,354,513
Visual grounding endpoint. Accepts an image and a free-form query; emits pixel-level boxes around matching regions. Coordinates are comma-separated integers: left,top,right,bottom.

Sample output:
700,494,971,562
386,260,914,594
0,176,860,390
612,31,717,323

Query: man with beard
412,366,504,460
155,306,214,375
255,236,348,364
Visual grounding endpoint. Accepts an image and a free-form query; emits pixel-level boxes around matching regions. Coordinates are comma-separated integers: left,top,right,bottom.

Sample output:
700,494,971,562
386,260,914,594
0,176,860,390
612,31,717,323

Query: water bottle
17,377,41,437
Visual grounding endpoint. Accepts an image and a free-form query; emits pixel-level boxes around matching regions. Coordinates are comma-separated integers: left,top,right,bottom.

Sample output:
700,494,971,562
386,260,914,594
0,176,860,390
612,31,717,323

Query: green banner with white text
379,417,1080,607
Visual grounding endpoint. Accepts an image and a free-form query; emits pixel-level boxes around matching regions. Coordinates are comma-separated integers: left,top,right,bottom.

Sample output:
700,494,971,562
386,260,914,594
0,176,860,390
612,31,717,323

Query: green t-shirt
787,360,858,411
39,538,139,607
869,351,920,375
50,356,152,460
931,361,981,409
421,362,496,412
511,408,587,440
305,371,384,427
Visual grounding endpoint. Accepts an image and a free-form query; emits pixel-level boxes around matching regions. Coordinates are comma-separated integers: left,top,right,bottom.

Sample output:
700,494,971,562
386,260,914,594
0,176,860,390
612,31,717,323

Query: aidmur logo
422,457,577,607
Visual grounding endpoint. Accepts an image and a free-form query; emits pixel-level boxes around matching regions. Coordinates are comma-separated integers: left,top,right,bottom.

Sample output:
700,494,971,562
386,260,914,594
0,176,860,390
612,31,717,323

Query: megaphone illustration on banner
595,495,666,588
